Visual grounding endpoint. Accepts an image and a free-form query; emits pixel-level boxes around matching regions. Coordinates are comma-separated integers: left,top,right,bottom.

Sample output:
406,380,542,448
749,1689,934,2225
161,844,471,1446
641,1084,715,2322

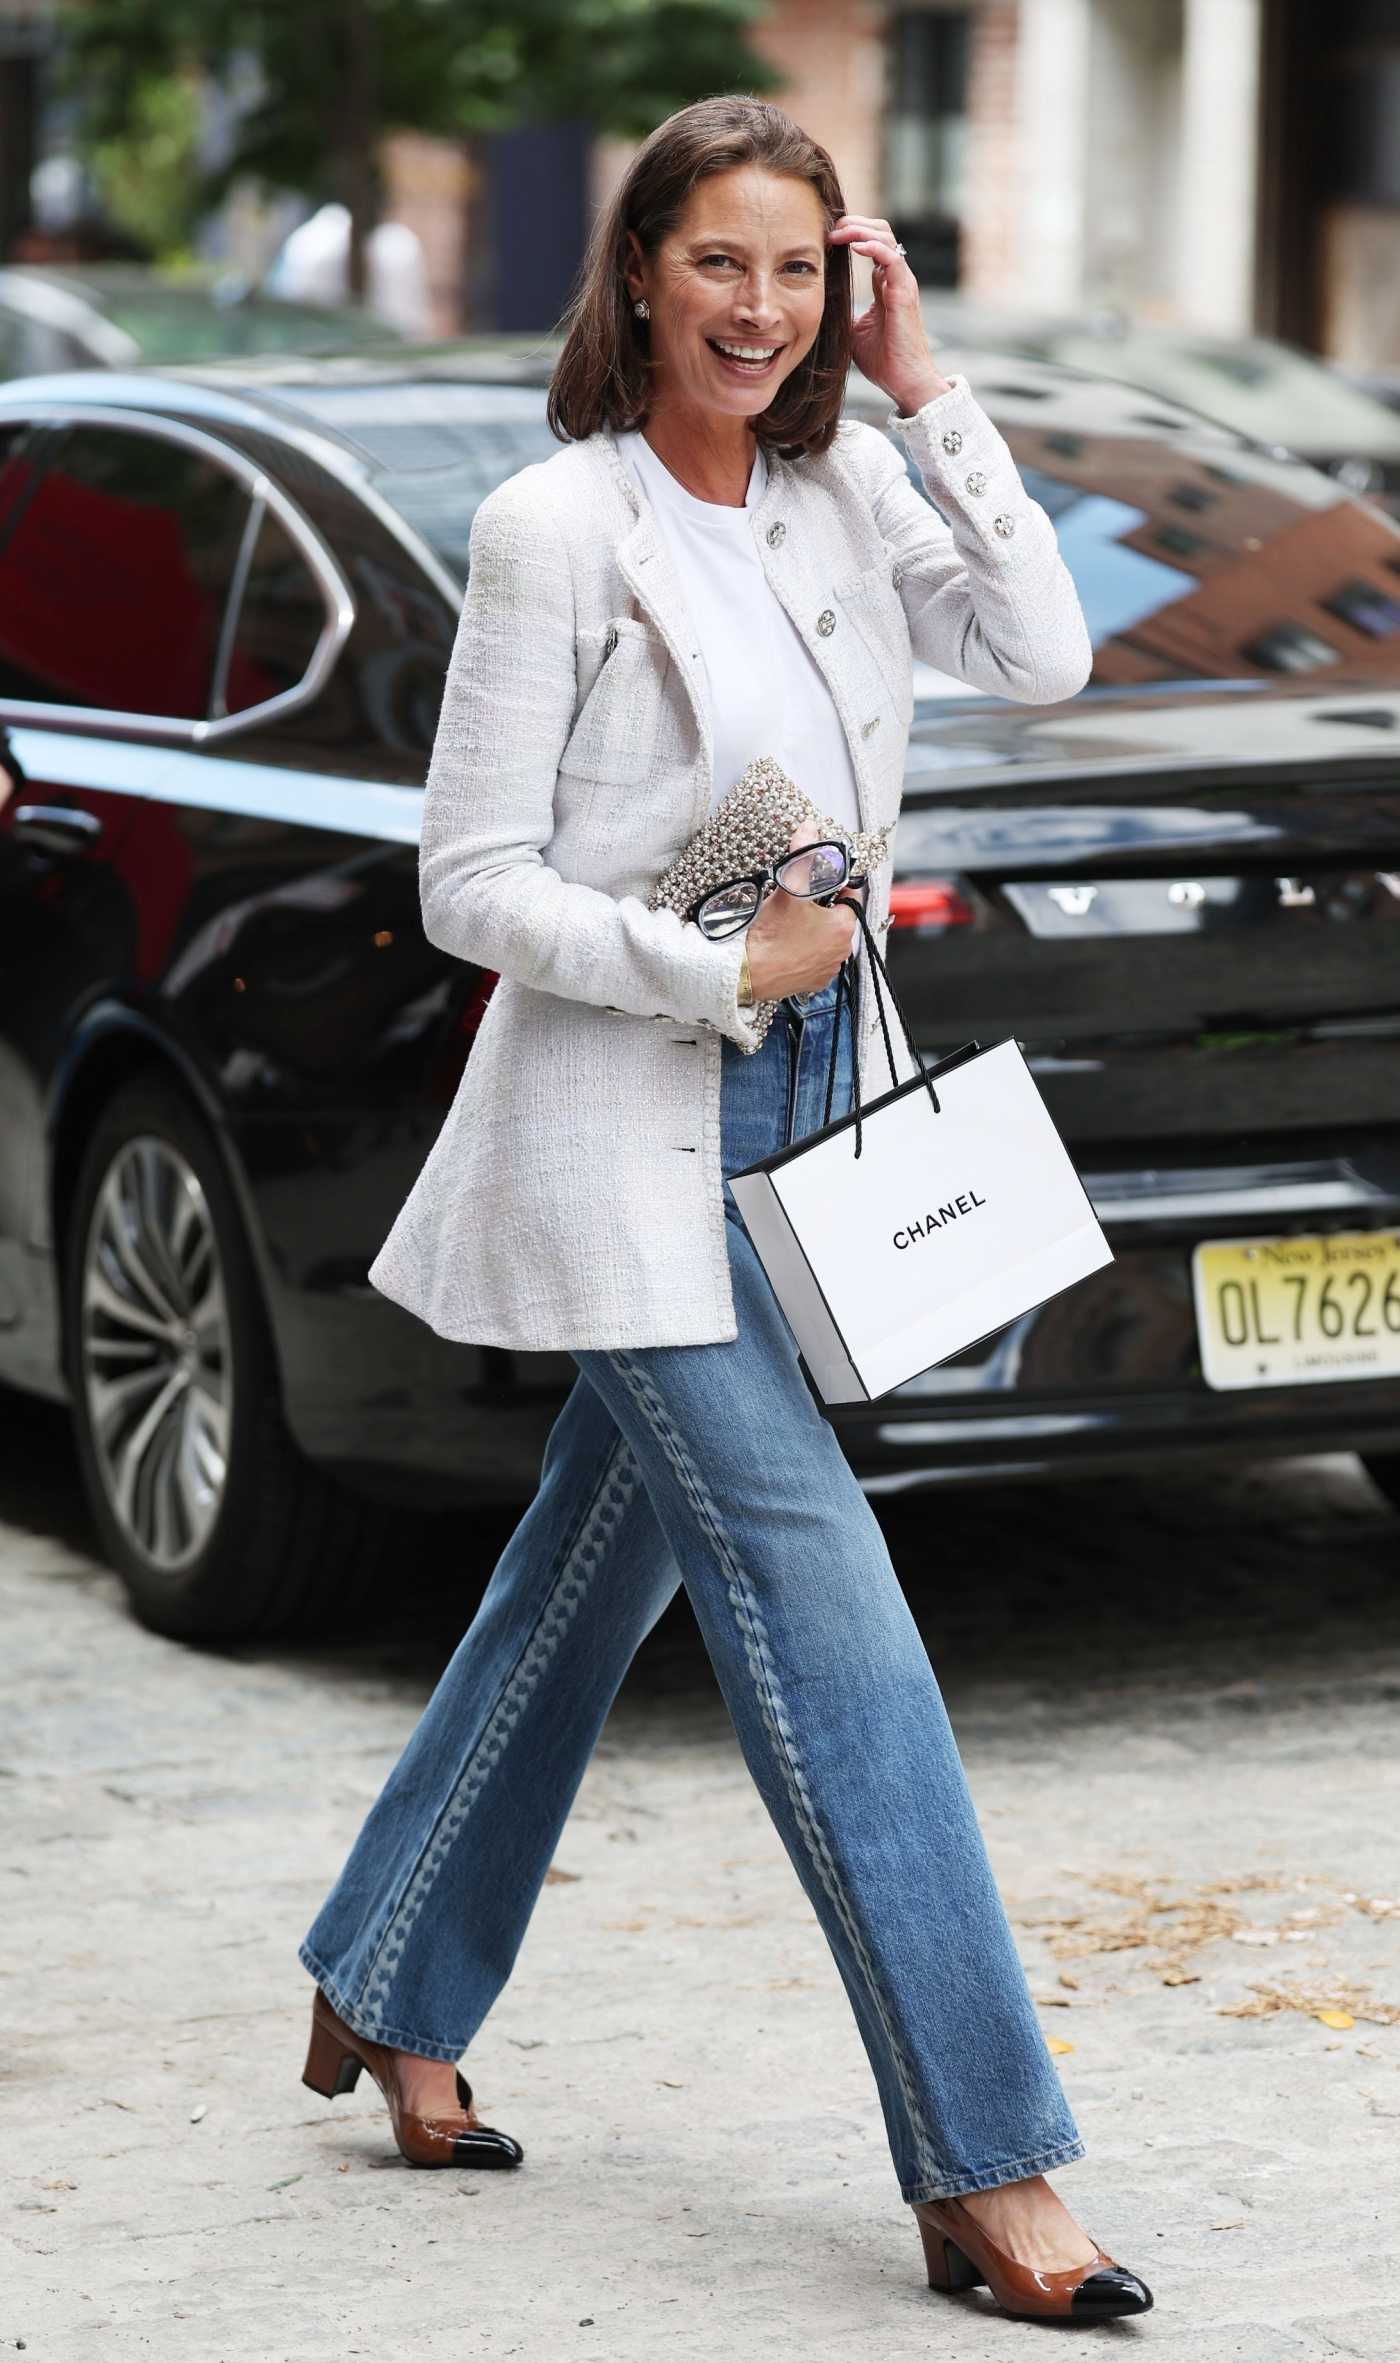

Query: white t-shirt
613,428,861,834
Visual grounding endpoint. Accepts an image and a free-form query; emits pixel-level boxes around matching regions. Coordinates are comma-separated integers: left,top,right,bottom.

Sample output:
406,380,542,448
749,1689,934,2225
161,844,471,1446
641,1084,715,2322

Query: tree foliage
59,0,781,281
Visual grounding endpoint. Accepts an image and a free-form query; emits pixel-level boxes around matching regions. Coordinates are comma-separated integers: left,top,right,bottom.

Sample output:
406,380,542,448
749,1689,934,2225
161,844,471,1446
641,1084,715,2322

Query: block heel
301,2008,365,2098
300,1985,524,2169
916,2211,984,2291
911,2196,1153,2321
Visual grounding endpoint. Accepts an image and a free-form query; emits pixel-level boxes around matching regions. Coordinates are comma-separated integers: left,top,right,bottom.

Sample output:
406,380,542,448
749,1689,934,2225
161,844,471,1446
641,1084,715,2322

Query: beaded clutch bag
646,754,894,1054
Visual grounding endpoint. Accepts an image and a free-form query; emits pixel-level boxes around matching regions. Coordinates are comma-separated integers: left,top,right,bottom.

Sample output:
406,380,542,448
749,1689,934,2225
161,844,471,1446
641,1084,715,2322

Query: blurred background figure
262,199,431,336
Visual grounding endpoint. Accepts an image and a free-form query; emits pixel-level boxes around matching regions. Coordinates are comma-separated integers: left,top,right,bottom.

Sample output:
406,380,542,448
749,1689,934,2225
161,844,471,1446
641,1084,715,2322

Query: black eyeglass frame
685,836,865,939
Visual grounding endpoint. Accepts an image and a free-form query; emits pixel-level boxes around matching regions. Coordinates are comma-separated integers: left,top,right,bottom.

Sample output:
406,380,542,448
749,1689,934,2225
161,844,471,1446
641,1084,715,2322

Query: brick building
722,0,1400,363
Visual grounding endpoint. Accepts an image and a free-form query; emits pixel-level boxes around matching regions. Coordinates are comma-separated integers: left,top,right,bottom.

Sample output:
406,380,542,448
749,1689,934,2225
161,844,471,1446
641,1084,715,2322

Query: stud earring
633,298,650,320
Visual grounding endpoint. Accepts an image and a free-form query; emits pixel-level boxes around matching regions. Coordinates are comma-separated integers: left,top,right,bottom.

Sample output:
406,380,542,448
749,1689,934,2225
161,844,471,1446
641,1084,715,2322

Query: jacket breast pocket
833,559,913,724
559,617,666,786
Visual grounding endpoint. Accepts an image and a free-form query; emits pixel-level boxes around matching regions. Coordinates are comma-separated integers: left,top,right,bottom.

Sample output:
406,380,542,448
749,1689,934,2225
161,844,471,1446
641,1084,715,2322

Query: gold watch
737,941,756,1010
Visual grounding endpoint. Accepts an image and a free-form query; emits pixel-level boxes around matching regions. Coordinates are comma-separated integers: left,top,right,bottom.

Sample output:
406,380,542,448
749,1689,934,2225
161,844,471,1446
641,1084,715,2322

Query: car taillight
888,880,976,929
458,972,500,1036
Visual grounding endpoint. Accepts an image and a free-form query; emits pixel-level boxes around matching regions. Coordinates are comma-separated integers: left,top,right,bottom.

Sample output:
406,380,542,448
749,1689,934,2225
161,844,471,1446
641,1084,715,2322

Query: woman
297,96,1152,2325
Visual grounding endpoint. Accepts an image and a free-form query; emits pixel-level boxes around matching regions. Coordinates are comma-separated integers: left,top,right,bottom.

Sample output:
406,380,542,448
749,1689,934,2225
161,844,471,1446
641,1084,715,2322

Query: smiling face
624,165,829,425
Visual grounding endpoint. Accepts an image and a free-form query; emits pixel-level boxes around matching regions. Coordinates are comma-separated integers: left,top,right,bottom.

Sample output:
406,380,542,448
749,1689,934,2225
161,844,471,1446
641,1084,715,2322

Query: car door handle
12,803,105,852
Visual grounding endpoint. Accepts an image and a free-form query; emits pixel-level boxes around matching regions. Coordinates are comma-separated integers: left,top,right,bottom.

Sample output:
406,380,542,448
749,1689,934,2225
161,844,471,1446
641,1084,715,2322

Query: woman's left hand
828,214,952,417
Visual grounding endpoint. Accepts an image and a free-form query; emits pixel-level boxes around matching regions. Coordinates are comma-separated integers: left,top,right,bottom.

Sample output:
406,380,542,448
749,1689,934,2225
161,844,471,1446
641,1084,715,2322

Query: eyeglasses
687,837,863,940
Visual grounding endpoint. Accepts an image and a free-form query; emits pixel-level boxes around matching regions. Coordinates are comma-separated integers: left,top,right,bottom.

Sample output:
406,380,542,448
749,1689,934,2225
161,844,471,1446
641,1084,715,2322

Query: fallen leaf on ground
1218,1980,1400,2026
1209,2218,1247,2231
544,1867,580,1885
1046,2037,1074,2055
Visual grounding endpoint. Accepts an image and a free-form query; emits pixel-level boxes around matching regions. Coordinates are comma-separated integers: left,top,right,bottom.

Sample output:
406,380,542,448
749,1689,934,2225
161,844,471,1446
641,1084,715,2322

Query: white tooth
715,340,778,361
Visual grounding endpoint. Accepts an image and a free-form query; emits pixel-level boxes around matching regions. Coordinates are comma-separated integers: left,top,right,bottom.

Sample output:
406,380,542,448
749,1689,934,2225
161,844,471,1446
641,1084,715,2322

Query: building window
883,7,970,290
1320,577,1400,639
1154,526,1207,558
1241,623,1342,674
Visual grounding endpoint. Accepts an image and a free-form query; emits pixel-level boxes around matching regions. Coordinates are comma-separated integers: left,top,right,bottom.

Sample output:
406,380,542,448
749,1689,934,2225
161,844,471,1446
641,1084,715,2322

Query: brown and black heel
301,1985,524,2169
913,2194,1153,2321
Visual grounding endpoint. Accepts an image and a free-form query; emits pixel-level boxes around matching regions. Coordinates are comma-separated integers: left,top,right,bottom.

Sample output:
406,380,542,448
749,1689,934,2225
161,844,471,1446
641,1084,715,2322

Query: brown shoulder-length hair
547,95,851,462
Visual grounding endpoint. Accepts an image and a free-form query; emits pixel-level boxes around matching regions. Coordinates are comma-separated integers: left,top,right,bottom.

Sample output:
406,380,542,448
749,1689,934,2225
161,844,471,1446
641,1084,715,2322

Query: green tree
59,0,781,296
83,68,204,264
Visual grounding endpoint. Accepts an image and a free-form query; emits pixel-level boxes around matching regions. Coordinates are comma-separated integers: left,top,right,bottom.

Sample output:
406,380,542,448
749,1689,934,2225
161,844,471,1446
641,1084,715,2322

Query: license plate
1192,1229,1400,1390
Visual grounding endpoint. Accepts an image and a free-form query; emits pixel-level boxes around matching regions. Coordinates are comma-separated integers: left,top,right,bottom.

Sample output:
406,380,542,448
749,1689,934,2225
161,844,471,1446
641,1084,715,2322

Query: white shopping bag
727,903,1113,1404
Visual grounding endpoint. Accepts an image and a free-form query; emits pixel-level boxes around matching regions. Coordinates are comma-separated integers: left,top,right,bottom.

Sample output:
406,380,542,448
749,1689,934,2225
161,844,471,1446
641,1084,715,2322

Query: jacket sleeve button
816,608,836,637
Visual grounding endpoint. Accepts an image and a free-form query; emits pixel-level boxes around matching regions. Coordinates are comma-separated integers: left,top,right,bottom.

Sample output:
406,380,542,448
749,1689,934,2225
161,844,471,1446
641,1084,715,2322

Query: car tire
63,1074,395,1641
1360,1454,1400,1519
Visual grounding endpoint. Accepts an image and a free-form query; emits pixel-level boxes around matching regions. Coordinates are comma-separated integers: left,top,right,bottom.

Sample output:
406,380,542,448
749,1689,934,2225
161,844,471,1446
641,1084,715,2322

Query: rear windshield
985,323,1400,465
357,382,1400,692
103,294,404,361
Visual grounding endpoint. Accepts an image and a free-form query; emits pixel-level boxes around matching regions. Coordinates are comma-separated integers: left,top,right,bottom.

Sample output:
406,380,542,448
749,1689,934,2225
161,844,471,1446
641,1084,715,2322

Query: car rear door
0,409,258,1375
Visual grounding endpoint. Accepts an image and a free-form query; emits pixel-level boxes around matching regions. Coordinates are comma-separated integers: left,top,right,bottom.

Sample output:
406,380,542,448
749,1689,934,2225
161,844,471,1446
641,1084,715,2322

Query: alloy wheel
79,1135,232,1571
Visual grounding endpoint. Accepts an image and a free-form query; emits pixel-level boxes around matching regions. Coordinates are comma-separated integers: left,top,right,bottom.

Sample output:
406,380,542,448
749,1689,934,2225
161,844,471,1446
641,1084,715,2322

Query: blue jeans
298,977,1085,2204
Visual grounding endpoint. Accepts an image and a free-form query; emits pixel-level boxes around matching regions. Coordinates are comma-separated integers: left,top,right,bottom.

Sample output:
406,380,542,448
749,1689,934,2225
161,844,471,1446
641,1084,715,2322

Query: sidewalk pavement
3,1382,1399,2363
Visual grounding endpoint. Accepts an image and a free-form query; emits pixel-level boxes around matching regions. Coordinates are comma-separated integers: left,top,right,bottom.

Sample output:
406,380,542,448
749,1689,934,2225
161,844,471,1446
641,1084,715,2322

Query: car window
919,427,1400,691
0,309,28,381
347,380,1400,693
0,423,47,546
100,293,404,362
219,506,328,715
383,418,562,582
0,422,249,718
281,384,560,584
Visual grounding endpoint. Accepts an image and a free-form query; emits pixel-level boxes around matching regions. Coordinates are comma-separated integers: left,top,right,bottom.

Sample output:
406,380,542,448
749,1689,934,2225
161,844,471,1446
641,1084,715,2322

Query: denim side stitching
606,1348,944,2190
352,1432,643,2036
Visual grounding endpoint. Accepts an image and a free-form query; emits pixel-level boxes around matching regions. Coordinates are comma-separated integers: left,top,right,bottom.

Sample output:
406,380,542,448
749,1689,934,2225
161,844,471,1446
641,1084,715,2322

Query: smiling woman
546,99,854,464
296,90,1136,2333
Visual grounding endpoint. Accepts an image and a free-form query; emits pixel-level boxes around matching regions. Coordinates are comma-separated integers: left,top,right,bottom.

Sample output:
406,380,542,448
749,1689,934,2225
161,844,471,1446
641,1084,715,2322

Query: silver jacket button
816,608,836,637
602,623,619,657
964,470,987,497
941,429,963,455
993,512,1017,537
766,520,786,546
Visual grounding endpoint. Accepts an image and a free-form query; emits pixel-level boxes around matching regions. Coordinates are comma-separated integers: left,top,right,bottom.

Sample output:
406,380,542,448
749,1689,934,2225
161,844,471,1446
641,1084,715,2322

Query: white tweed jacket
367,372,1092,1351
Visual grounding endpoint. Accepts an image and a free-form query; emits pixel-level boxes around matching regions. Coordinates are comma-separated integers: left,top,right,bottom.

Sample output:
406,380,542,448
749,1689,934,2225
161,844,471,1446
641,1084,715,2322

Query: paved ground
3,1379,1400,2363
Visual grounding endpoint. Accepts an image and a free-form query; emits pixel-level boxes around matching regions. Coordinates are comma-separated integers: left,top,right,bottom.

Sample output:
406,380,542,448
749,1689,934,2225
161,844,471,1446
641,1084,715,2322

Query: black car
2,348,1398,1641
916,297,1400,513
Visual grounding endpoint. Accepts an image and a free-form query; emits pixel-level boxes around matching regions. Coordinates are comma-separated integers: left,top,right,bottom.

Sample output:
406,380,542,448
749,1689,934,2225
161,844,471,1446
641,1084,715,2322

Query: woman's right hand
743,822,861,1001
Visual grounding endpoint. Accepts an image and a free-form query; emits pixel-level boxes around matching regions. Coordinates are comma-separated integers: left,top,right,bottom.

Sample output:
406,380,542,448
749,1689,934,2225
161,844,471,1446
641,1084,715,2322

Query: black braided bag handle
819,893,944,1159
